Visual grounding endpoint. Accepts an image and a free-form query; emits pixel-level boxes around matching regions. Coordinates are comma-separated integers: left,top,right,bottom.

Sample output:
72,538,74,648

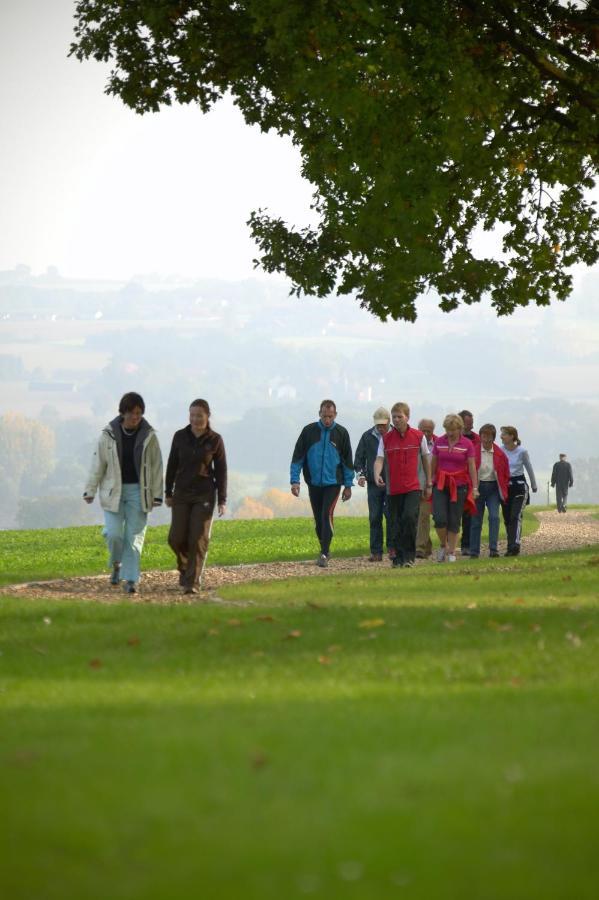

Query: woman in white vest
83,392,163,594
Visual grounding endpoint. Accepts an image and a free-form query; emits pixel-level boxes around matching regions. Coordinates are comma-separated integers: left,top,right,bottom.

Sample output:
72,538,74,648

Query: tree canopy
71,1,599,321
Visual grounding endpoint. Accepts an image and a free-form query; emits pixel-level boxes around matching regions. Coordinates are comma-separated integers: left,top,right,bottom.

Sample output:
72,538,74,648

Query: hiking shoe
461,548,470,557
184,586,199,595
447,554,457,563
317,554,328,568
110,563,121,585
436,548,446,563
178,571,186,587
388,548,396,560
489,550,500,558
403,560,415,568
123,581,137,595
368,553,383,562
391,557,402,568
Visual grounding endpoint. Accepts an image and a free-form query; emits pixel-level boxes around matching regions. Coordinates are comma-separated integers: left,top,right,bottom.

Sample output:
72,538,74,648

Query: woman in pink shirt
431,414,479,563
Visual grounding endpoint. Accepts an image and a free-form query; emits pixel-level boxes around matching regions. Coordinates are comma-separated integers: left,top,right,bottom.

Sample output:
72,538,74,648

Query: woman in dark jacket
165,399,227,594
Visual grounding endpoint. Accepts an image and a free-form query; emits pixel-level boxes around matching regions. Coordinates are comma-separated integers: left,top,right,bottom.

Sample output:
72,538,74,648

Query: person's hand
424,484,432,499
375,475,385,488
473,488,480,498
218,503,226,517
165,497,173,508
83,495,94,505
357,476,366,488
532,487,537,493
342,487,352,502
291,484,300,497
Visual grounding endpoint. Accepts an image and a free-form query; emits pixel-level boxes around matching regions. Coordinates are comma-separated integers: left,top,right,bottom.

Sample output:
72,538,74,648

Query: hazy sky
0,0,317,281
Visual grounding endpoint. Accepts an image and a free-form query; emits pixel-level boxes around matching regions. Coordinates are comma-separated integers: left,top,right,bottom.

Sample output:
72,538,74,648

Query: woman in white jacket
83,392,163,594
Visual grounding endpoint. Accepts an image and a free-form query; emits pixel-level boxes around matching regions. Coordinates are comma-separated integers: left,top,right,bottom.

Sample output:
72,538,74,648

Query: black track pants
308,484,342,556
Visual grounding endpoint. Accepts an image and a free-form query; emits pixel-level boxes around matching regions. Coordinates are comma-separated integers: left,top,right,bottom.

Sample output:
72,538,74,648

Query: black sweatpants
502,477,528,554
387,490,421,565
308,484,341,557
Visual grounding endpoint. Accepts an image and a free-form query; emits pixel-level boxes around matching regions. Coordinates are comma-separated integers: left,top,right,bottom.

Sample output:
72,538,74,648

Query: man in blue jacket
290,399,354,567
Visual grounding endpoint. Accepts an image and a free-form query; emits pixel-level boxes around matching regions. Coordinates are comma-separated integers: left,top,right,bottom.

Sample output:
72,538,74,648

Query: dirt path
4,509,599,605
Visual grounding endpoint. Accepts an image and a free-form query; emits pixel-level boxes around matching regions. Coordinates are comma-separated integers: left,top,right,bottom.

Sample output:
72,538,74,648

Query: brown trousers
416,496,433,557
168,496,215,588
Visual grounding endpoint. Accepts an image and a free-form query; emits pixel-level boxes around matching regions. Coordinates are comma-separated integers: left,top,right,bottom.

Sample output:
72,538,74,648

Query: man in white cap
354,407,391,561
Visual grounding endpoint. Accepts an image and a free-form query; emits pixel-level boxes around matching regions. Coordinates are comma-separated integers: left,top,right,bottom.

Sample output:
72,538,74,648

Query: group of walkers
290,399,552,568
83,391,572,594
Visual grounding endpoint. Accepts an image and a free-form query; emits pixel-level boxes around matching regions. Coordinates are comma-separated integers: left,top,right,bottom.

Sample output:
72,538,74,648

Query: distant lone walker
551,453,574,513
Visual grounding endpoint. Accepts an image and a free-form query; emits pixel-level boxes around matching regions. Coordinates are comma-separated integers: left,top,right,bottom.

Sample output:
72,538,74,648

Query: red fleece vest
382,426,424,495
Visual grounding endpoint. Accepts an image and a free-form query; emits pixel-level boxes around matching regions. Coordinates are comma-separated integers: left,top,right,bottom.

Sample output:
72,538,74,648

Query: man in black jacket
354,406,391,561
551,453,574,513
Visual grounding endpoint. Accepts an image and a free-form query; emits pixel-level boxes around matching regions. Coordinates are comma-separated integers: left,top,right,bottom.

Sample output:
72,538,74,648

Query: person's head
391,402,410,432
189,399,210,432
372,406,390,436
119,392,145,430
418,418,435,441
559,453,567,460
459,409,474,433
443,413,464,440
479,423,496,448
319,400,337,428
500,426,521,447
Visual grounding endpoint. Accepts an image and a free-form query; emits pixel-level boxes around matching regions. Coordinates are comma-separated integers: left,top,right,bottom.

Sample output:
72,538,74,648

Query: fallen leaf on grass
488,621,513,632
127,637,140,646
89,658,102,668
515,598,526,605
306,601,324,610
327,644,342,653
473,576,480,581
252,650,265,657
251,750,269,770
227,618,242,627
207,628,219,636
444,619,465,630
510,677,523,687
32,646,47,655
318,656,332,665
529,623,542,633
283,630,302,640
466,602,477,610
256,615,276,622
562,575,572,582
43,617,52,625
586,557,599,567
565,631,582,647
359,618,385,629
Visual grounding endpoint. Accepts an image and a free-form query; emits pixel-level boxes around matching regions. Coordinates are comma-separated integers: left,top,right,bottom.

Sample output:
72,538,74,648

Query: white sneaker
436,548,446,563
447,554,457,563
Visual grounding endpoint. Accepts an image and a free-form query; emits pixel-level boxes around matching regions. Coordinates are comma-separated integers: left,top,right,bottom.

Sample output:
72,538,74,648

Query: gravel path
4,509,599,605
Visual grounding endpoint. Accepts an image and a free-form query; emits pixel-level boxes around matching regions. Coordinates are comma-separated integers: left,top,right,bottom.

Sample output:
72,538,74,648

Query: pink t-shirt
432,435,475,485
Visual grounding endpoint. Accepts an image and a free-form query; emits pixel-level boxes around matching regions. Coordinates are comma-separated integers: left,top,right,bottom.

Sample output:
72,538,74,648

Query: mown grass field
0,506,543,587
1,511,599,900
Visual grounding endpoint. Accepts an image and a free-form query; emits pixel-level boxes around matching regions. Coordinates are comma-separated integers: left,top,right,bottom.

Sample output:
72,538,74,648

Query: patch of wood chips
4,509,599,605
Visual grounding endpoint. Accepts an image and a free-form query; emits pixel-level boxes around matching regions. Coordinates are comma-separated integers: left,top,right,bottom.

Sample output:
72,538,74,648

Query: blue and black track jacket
290,421,354,488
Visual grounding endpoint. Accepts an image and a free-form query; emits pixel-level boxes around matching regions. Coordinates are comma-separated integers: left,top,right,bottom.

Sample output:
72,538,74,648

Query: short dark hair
319,399,336,413
459,409,473,420
190,398,210,416
119,392,145,414
479,423,496,439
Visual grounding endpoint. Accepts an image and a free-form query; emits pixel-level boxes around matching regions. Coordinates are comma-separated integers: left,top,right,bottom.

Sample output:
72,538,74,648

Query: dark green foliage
71,1,599,319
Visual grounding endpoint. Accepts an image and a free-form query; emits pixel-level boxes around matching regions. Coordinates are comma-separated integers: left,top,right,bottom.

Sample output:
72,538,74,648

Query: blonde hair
391,402,410,416
500,425,521,446
443,413,464,433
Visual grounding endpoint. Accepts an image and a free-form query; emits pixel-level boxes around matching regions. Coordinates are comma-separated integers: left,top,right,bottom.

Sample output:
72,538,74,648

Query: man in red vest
373,402,432,568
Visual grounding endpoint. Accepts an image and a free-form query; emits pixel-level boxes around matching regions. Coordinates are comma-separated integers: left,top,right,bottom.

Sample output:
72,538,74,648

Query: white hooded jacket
84,417,163,513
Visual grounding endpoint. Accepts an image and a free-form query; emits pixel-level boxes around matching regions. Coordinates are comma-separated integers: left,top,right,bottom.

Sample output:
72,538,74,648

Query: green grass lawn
0,507,542,587
2,531,599,899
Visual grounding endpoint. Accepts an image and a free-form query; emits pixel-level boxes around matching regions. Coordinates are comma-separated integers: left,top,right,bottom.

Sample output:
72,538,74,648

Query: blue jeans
469,481,500,556
103,484,148,584
367,482,390,554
